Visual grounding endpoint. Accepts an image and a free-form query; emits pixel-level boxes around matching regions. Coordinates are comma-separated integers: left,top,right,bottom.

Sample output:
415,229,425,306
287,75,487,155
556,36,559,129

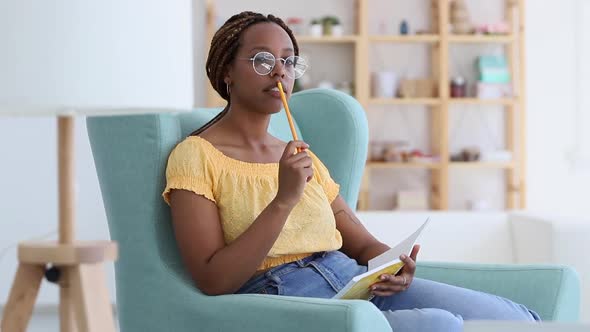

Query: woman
163,11,539,331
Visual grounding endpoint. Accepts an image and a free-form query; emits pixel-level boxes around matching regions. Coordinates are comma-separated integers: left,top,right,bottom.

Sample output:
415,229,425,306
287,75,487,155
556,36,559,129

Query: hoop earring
226,83,231,98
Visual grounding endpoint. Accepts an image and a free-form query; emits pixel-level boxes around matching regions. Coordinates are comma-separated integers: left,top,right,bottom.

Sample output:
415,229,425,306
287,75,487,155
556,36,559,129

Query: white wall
0,0,194,306
193,0,207,107
526,0,590,215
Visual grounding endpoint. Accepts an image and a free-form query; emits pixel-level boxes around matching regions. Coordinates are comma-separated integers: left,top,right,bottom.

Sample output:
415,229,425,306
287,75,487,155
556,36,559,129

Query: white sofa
357,211,590,322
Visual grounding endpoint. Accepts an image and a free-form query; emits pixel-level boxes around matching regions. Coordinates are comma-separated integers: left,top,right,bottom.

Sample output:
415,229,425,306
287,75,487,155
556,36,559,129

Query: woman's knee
415,309,463,332
383,308,463,332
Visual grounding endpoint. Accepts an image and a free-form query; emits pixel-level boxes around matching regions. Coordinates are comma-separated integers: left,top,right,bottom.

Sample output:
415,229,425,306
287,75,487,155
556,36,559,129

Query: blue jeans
236,251,540,332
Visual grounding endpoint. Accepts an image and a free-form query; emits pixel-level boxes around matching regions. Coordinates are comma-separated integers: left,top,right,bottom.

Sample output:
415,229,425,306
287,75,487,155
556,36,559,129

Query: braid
190,11,299,136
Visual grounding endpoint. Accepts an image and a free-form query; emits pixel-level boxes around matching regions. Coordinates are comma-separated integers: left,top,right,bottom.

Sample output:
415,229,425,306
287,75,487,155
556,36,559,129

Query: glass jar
450,76,467,98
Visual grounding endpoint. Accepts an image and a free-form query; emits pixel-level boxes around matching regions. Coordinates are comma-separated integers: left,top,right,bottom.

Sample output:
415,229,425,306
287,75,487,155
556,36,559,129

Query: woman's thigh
236,251,366,298
372,278,540,321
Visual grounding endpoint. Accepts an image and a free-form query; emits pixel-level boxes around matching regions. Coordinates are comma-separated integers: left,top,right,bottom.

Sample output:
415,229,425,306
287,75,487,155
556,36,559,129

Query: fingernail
401,254,407,260
380,275,386,280
371,286,377,291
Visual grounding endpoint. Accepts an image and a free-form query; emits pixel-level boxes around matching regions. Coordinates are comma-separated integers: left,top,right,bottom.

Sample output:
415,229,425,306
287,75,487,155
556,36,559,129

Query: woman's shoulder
168,135,216,164
174,135,209,149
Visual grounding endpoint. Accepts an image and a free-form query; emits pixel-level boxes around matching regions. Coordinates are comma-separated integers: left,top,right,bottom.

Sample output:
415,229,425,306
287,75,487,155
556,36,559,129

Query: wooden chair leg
70,263,116,332
0,263,45,332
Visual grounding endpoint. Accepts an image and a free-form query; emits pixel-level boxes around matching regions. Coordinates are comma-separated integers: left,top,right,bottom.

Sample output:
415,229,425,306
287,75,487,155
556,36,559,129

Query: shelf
369,98,517,106
369,35,439,43
296,35,360,43
449,98,517,106
449,162,515,169
369,34,513,44
367,162,441,169
368,161,514,169
369,98,440,105
448,34,514,44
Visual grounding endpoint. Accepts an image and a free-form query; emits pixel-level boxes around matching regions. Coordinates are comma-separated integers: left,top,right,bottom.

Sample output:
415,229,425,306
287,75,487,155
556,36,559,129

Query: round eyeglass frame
243,51,308,79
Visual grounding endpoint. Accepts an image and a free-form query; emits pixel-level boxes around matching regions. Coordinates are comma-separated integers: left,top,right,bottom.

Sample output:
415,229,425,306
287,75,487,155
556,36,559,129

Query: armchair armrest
416,262,580,322
205,294,391,332
120,274,392,332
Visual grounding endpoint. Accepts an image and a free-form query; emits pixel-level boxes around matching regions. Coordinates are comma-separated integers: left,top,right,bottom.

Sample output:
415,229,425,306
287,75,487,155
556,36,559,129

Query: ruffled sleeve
162,138,216,205
308,150,340,203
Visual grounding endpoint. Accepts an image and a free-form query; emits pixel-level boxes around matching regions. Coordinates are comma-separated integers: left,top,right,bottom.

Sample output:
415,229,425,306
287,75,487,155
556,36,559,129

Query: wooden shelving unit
449,98,517,106
358,0,526,211
449,162,516,169
204,0,526,211
448,34,515,43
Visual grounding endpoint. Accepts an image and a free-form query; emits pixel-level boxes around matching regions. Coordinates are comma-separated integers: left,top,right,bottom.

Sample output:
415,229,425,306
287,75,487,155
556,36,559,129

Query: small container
400,20,409,35
286,17,304,35
309,22,323,37
331,24,343,37
371,71,398,98
369,142,385,161
450,76,467,98
336,81,353,95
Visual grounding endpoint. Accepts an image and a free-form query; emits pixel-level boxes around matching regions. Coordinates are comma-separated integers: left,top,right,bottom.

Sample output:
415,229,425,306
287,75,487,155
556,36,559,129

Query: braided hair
190,11,299,136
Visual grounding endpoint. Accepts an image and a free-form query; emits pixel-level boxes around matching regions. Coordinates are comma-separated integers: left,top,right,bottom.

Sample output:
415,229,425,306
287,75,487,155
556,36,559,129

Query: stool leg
60,267,77,332
1,263,45,332
71,263,116,332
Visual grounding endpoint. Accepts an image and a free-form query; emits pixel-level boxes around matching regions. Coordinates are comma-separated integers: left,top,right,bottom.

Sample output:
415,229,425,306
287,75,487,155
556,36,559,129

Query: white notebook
333,218,430,300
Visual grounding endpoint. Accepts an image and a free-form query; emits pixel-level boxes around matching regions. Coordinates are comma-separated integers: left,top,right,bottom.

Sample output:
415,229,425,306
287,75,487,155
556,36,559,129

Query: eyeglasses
240,51,308,79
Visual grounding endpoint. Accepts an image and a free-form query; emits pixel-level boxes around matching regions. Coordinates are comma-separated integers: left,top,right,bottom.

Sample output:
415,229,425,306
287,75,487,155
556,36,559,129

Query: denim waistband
237,251,328,294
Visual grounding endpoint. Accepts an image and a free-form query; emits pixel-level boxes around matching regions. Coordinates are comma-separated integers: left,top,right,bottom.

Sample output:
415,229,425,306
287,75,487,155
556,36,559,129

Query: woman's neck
217,105,273,147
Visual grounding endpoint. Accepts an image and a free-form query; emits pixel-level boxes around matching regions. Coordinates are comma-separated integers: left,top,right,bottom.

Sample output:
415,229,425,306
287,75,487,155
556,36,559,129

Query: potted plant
322,16,341,36
331,17,343,37
309,18,323,37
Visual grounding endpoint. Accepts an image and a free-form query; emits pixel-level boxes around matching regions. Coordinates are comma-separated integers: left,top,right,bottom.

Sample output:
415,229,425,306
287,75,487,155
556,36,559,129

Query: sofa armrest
509,213,590,264
416,262,580,322
510,213,590,322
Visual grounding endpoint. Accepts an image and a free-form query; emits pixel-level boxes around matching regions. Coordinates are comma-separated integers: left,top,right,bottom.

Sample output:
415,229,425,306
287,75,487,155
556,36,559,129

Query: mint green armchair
87,89,580,332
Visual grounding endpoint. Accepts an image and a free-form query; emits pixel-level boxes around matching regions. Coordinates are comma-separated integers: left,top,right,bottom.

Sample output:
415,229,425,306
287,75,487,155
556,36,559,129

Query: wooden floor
26,312,62,332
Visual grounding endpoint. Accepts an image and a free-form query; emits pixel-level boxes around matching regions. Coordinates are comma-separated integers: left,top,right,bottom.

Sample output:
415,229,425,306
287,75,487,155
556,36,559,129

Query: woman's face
227,22,296,114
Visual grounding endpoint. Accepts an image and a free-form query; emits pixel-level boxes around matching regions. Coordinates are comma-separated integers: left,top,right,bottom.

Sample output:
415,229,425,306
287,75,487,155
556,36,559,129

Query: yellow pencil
277,81,301,152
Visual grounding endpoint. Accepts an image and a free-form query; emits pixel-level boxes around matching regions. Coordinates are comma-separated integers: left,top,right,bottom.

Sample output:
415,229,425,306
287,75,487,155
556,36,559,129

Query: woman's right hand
275,140,314,209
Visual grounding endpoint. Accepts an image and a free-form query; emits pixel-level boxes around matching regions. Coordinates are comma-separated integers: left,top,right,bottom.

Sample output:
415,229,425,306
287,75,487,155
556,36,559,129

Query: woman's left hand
370,244,420,297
